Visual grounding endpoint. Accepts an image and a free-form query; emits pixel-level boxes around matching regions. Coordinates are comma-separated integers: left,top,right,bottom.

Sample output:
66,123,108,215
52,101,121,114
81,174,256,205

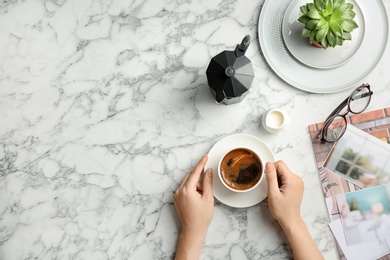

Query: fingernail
265,162,273,171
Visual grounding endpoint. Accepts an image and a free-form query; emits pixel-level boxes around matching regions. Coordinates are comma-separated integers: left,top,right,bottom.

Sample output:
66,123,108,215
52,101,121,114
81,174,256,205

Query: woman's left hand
174,155,214,259
174,155,214,235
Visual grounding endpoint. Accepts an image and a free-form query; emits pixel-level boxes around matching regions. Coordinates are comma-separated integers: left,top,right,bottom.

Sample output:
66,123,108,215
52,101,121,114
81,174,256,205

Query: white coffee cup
218,147,264,193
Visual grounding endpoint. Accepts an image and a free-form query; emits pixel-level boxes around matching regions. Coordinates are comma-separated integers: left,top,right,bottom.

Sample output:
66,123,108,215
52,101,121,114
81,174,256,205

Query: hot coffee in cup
218,148,263,192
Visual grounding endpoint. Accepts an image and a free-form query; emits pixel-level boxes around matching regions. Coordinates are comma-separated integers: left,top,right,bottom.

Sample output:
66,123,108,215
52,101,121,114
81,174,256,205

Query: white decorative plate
282,0,365,69
204,134,275,208
258,0,388,93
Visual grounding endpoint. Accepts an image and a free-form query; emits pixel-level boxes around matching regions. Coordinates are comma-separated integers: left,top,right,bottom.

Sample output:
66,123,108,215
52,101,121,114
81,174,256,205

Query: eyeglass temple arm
324,98,349,122
324,84,372,122
350,90,373,101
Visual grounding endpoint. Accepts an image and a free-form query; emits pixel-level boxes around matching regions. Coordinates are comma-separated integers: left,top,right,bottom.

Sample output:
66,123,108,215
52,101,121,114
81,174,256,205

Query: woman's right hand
265,160,304,228
265,160,324,260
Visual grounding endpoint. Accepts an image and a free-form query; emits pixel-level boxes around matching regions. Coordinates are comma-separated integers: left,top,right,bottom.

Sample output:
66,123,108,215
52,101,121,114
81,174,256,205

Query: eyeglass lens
349,86,371,113
323,85,371,143
323,116,347,142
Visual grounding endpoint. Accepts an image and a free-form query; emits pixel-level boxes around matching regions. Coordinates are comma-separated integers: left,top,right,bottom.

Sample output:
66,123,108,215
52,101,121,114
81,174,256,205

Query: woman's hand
265,160,323,260
174,155,214,260
265,160,304,227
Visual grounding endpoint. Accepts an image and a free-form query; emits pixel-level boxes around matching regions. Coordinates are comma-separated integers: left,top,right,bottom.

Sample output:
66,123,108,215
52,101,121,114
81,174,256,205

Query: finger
196,182,203,192
274,160,292,184
178,155,206,189
186,155,208,189
202,168,214,199
265,162,280,195
178,169,192,190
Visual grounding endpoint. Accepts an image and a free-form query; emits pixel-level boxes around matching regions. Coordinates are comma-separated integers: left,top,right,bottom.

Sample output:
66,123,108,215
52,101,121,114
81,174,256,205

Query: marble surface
1,0,390,259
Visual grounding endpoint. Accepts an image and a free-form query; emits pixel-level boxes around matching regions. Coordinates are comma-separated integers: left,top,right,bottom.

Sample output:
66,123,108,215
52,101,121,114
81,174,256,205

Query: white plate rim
258,0,389,93
205,133,275,208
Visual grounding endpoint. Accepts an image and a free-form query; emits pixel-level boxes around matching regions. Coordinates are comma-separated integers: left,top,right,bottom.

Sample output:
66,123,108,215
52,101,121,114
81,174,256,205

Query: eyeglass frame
318,83,373,144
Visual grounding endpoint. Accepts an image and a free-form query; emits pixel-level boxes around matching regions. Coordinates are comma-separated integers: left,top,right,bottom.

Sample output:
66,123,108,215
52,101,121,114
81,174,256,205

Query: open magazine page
308,108,390,215
324,125,390,189
308,107,390,259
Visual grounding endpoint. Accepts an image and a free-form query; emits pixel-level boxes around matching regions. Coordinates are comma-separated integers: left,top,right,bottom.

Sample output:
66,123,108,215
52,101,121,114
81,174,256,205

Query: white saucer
282,0,365,69
204,134,275,208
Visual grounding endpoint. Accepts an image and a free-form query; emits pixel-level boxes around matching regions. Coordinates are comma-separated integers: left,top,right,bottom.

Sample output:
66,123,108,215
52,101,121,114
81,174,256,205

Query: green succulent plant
298,0,358,49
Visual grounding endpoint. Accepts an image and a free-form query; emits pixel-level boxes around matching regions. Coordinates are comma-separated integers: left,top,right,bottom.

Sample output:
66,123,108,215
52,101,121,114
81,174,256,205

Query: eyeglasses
318,83,373,144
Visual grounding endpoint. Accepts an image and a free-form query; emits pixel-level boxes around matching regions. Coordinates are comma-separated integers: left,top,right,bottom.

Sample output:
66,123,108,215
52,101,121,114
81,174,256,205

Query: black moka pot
206,35,255,105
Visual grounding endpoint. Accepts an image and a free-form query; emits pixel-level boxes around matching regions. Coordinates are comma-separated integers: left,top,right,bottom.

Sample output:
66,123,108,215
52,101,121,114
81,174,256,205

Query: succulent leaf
298,15,310,24
343,32,352,40
332,7,343,19
338,3,349,13
306,19,319,30
314,0,325,11
300,5,309,14
327,30,337,46
340,10,356,19
298,0,358,48
336,36,344,45
316,19,328,30
340,20,357,32
307,3,316,11
321,37,329,48
309,30,317,44
307,9,322,19
325,0,333,14
329,20,343,37
302,28,311,37
333,0,346,9
350,19,358,29
316,27,329,42
345,3,354,10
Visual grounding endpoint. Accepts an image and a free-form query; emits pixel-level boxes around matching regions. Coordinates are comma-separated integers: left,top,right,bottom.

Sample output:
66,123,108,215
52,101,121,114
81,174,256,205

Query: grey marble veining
1,0,390,259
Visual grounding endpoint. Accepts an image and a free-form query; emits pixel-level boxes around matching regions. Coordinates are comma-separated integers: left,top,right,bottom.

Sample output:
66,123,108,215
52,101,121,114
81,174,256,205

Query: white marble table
1,0,389,259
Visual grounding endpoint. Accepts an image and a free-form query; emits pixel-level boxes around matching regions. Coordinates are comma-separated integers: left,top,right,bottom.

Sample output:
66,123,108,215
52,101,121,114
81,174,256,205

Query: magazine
307,107,390,259
308,107,390,215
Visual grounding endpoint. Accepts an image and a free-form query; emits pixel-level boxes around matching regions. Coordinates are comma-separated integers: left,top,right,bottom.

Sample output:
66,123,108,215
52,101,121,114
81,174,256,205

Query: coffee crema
220,148,262,191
